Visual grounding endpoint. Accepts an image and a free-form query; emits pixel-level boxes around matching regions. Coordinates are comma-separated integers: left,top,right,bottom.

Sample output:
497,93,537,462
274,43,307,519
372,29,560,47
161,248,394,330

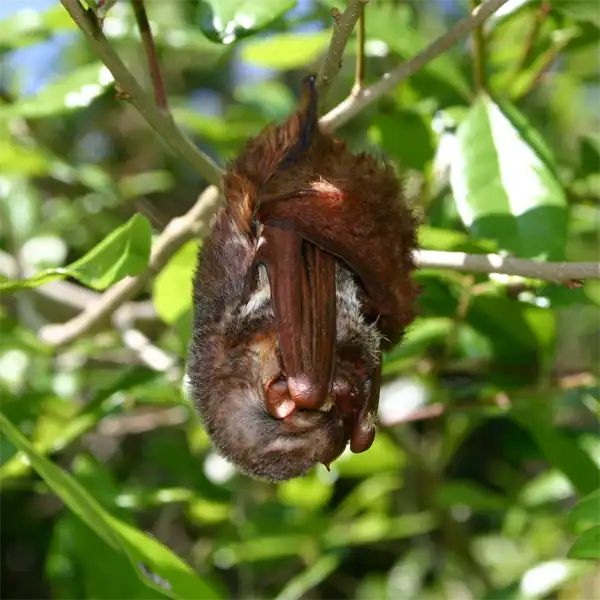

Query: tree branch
60,0,222,187
319,0,509,132
38,186,222,347
415,250,600,283
316,0,368,103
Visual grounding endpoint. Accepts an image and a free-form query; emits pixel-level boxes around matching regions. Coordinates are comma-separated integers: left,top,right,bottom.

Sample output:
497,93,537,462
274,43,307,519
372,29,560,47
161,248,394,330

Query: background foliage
1,0,599,599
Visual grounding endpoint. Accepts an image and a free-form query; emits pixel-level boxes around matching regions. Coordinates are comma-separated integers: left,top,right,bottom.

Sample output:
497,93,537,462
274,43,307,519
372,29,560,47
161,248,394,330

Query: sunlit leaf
240,31,330,69
450,95,567,259
277,472,333,510
152,241,197,325
1,214,152,293
197,0,297,44
0,412,222,600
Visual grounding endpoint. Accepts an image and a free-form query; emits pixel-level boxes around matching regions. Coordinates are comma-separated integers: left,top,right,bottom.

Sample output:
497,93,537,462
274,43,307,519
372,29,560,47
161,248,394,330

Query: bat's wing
258,188,416,344
255,225,336,412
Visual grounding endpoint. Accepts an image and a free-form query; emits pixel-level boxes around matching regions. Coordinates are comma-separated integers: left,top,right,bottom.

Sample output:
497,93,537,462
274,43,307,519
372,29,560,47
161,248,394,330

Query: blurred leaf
1,213,152,292
0,4,76,49
1,63,114,121
512,411,600,496
369,111,435,172
467,295,555,366
277,472,333,510
568,488,600,533
366,2,471,99
450,95,567,259
240,31,330,69
568,526,600,559
418,226,497,253
275,554,341,600
553,1,600,27
0,411,221,600
197,0,296,43
324,513,436,547
153,241,197,325
435,481,510,511
334,434,405,477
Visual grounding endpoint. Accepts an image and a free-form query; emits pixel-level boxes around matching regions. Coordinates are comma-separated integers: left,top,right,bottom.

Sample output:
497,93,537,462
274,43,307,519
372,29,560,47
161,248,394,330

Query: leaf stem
60,0,222,187
352,10,366,95
130,0,168,110
470,0,486,91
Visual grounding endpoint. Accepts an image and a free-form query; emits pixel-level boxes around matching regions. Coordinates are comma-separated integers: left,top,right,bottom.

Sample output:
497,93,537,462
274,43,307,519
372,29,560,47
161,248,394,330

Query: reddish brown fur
189,77,418,481
224,107,418,346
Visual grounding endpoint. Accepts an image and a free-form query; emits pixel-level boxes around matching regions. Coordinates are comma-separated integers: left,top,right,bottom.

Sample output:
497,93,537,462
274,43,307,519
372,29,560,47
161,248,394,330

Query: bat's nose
287,374,329,411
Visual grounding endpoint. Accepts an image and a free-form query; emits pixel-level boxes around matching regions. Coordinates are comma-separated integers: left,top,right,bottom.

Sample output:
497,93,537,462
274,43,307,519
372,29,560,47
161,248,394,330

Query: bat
187,75,417,481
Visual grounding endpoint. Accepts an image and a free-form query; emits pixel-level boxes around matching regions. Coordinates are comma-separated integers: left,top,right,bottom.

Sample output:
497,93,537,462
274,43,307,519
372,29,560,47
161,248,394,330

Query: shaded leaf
0,411,221,600
512,411,600,496
553,0,600,27
369,111,435,172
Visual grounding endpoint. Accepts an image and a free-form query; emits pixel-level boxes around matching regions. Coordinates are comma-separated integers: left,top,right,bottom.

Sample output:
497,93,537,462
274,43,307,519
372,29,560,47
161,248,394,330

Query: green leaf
435,481,510,511
0,63,114,121
568,526,600,559
0,411,222,600
450,95,568,259
197,0,297,44
334,434,405,477
553,0,600,27
1,214,152,293
369,111,435,172
152,241,197,325
277,471,333,510
568,488,600,533
366,2,471,99
274,554,341,600
511,411,600,496
240,31,330,70
467,295,555,366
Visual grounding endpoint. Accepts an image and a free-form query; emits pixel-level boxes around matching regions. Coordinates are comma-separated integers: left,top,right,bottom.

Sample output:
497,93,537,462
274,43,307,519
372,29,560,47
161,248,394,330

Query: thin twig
113,302,180,379
470,0,486,91
352,10,366,95
130,0,168,110
415,250,600,283
38,186,222,347
319,0,509,132
60,0,222,187
521,36,568,97
316,0,368,104
516,0,551,72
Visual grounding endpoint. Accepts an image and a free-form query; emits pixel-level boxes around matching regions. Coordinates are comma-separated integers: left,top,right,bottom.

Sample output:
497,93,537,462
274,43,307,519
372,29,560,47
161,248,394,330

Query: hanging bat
187,76,417,481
